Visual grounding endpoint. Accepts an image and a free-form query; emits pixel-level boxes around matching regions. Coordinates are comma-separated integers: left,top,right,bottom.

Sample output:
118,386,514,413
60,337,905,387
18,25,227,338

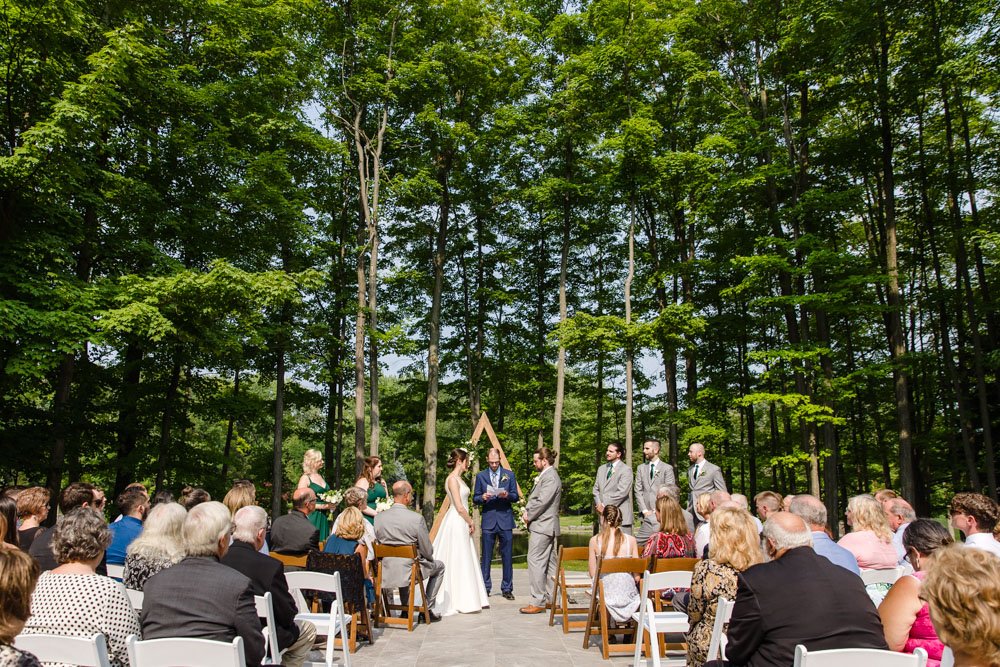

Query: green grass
559,514,593,528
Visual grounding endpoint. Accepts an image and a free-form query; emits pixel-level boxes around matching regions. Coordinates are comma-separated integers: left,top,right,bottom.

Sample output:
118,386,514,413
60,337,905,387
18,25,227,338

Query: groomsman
635,438,677,548
593,442,634,534
687,442,727,524
519,447,561,614
473,448,518,600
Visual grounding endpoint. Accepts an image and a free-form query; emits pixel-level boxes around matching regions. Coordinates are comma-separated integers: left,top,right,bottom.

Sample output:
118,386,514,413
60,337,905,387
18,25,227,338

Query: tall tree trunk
113,343,143,498
155,351,182,493
624,195,636,465
552,176,571,464
221,368,240,485
423,154,451,524
271,340,286,517
875,1,916,502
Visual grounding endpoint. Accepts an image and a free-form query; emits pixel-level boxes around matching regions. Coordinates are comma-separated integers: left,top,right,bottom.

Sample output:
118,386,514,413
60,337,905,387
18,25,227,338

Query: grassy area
512,559,588,571
560,514,593,529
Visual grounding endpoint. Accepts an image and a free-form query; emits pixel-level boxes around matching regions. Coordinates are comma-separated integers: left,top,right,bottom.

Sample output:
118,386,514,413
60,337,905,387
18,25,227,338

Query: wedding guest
642,494,696,559
29,482,103,572
838,493,898,569
332,487,375,564
693,493,715,557
588,505,640,624
375,481,444,621
0,497,19,549
355,456,388,526
140,502,264,667
150,489,175,507
684,507,763,667
789,494,860,574
123,502,186,591
885,498,916,565
658,485,695,533
879,519,953,666
704,513,887,666
949,492,1000,557
0,549,42,667
14,487,48,552
922,545,1000,667
753,490,782,522
324,506,375,604
21,508,140,667
731,494,763,533
781,494,795,511
223,480,257,516
222,506,316,667
107,487,148,565
296,449,331,541
270,488,319,556
179,486,211,510
875,488,899,503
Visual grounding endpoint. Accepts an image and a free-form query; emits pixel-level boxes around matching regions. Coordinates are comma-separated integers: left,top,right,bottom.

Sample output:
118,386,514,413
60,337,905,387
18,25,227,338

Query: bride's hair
447,448,469,470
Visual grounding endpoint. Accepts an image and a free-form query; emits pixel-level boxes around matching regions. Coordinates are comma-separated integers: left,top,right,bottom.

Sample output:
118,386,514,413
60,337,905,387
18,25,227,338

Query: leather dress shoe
426,611,442,623
519,604,545,614
502,591,515,601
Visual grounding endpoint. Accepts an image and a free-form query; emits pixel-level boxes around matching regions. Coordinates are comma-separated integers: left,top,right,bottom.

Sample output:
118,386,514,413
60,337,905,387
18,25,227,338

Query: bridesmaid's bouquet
375,497,394,513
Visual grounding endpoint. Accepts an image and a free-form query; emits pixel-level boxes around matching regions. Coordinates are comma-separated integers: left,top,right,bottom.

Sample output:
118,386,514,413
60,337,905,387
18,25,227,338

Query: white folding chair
107,563,126,580
285,570,352,667
631,570,690,667
255,592,283,665
793,644,928,666
16,633,111,667
125,588,144,611
705,596,735,661
860,566,906,586
126,635,246,667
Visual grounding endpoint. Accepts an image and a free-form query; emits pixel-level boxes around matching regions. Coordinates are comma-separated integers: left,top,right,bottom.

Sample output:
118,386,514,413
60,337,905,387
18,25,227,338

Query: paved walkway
310,568,646,667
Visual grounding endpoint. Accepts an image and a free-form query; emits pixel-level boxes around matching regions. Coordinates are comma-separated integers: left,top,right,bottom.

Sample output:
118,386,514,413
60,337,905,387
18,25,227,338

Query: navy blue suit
473,466,518,594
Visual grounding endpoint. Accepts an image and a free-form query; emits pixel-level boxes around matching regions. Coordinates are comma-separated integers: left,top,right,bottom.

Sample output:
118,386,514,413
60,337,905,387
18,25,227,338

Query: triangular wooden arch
429,412,522,541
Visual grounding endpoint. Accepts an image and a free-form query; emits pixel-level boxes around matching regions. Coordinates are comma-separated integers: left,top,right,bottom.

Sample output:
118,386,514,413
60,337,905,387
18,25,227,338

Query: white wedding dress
431,479,490,616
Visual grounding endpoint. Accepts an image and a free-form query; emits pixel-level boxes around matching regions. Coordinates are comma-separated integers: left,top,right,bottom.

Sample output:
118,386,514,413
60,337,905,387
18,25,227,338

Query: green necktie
606,464,613,480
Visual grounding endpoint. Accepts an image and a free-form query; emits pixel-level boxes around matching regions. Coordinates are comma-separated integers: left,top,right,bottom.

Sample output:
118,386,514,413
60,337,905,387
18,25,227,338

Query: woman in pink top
879,519,952,666
838,494,898,569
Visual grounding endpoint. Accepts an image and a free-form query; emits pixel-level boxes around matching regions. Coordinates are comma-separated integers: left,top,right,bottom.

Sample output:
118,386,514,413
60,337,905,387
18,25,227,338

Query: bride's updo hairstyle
447,448,469,470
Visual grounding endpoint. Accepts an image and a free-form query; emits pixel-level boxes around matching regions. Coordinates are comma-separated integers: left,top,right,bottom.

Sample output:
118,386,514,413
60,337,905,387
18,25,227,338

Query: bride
432,447,490,616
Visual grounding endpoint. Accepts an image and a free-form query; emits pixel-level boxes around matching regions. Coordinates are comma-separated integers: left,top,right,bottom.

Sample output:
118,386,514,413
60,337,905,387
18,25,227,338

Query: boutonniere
500,473,510,484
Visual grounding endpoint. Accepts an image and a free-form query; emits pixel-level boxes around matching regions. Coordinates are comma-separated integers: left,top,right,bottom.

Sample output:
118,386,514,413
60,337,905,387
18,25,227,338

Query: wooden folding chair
372,543,430,631
582,555,647,659
548,545,593,633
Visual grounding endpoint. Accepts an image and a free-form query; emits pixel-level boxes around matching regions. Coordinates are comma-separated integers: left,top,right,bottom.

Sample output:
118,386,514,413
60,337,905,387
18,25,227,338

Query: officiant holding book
473,448,519,600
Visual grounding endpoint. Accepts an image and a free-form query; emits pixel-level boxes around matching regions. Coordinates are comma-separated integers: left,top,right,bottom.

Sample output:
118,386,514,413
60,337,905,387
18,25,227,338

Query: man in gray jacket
593,441,634,534
374,481,445,621
687,442,727,524
635,438,677,548
519,446,562,614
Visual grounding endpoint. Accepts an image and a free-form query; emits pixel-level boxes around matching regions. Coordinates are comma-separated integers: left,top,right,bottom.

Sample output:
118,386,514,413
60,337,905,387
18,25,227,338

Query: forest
1,0,997,530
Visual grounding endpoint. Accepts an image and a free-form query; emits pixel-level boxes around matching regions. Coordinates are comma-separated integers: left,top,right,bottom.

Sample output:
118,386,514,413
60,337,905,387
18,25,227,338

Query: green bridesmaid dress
308,478,331,541
366,482,388,525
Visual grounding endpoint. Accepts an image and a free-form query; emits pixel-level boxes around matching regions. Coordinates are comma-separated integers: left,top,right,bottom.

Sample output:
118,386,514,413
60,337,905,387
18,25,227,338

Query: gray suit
525,465,561,606
634,460,677,547
374,503,444,606
141,556,265,667
687,459,727,521
593,460,634,530
269,510,319,555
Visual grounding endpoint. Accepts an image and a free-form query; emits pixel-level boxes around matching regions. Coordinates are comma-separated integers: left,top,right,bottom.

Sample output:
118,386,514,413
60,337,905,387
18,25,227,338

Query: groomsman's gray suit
374,503,445,607
634,460,677,547
593,460,634,531
687,459,727,521
525,466,561,607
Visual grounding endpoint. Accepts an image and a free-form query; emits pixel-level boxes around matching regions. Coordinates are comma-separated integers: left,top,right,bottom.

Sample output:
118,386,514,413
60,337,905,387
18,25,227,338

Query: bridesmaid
354,456,387,525
297,449,331,541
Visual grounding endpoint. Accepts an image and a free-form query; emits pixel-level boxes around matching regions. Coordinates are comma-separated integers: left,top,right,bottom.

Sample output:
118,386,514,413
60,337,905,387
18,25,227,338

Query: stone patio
309,568,654,667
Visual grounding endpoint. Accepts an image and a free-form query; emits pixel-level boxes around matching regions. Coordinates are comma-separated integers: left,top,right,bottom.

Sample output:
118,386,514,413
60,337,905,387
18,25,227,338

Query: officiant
473,447,519,600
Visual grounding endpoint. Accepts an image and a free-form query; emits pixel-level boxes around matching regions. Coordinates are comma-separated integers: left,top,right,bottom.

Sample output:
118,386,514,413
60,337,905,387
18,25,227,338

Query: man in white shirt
884,497,916,565
949,492,1000,557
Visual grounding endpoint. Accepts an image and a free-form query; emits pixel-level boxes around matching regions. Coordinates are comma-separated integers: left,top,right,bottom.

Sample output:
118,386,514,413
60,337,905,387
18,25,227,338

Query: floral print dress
685,559,738,667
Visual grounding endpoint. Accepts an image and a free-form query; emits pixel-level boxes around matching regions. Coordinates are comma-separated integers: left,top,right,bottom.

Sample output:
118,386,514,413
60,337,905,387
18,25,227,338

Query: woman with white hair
21,508,140,667
123,502,186,590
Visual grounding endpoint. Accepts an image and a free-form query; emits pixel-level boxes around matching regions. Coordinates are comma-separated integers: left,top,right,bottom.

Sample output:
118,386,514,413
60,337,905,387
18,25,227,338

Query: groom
473,448,519,600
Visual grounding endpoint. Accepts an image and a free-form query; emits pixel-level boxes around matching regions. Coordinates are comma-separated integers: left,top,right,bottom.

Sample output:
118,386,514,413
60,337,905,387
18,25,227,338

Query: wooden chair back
583,555,647,659
372,542,430,631
653,556,699,572
269,552,308,569
548,544,594,633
